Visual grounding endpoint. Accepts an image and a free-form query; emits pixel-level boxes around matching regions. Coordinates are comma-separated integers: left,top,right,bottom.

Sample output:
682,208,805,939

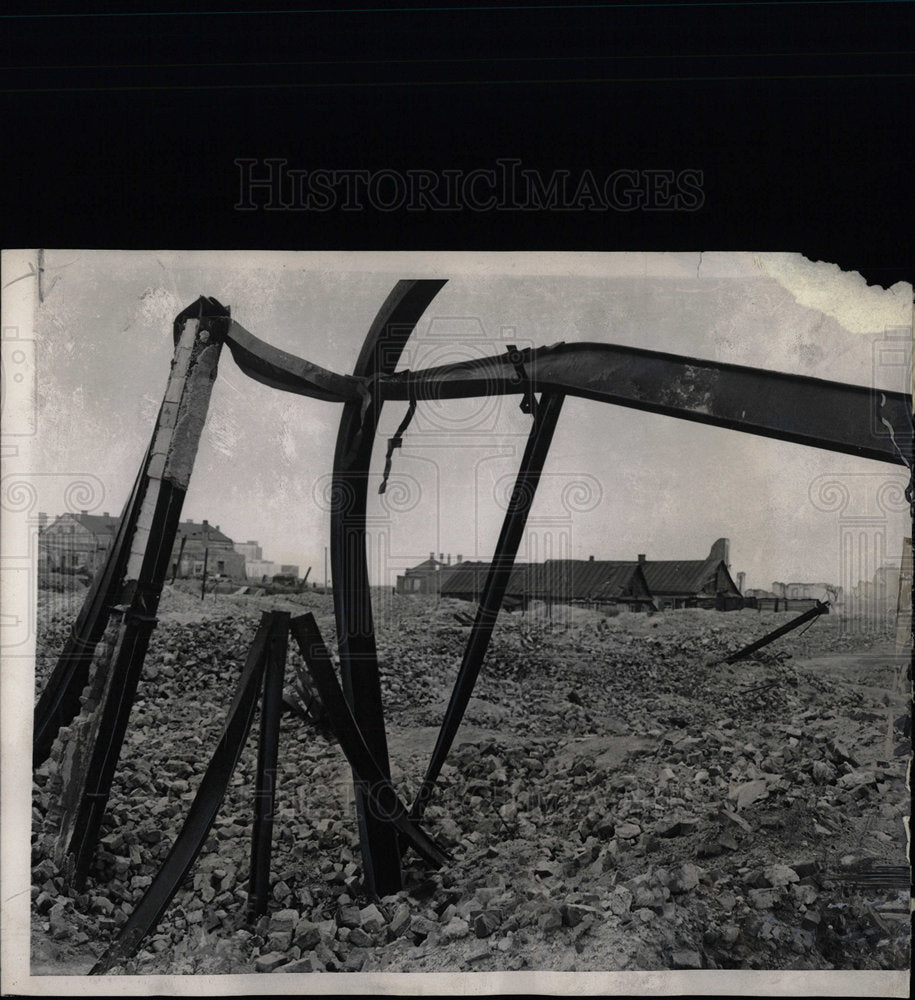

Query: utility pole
201,527,209,602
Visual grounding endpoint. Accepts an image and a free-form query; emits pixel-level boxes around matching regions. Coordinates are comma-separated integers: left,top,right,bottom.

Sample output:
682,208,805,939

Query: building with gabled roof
40,510,119,575
396,552,457,595
638,538,742,610
397,538,744,612
170,519,246,580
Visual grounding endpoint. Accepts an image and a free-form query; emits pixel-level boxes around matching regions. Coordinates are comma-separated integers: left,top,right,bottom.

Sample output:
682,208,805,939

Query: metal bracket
506,344,537,416
379,389,418,495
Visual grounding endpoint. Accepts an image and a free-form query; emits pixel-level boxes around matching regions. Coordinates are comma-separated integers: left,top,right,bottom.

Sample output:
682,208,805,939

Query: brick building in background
170,519,246,580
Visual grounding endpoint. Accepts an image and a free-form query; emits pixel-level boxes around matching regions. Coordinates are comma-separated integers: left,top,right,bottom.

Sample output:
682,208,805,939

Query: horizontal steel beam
381,343,912,466
221,325,911,465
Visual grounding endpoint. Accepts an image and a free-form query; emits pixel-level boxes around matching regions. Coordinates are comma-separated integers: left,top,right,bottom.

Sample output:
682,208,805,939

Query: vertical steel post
33,448,150,767
330,279,446,897
56,298,230,887
247,611,290,920
411,391,565,821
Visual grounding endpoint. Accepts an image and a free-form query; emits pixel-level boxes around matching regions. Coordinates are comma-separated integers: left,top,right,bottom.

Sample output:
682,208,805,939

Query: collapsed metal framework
33,281,912,969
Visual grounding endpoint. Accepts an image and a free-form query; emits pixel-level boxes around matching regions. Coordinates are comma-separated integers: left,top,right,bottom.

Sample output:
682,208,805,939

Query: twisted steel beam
222,325,911,466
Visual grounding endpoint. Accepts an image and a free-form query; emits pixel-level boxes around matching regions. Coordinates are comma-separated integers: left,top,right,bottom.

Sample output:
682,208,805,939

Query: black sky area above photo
1,1,912,287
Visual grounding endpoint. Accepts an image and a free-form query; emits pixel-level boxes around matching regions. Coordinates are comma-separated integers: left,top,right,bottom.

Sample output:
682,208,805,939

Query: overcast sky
17,250,913,593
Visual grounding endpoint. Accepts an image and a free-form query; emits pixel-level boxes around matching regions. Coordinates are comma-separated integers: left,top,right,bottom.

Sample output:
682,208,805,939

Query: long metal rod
33,444,151,767
330,279,447,897
411,391,565,822
246,611,290,920
289,614,451,872
90,613,274,975
725,600,830,664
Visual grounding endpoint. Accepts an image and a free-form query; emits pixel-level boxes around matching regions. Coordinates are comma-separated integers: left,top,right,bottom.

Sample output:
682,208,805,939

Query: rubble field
30,586,911,976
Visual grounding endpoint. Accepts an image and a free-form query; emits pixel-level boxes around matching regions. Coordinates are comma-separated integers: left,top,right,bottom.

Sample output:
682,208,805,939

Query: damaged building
637,538,743,610
398,538,742,611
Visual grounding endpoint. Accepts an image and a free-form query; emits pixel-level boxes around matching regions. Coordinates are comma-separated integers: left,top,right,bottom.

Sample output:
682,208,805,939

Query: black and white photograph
1,250,911,995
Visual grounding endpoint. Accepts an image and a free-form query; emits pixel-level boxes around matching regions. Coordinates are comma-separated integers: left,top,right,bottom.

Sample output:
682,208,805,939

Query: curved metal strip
331,278,447,896
224,320,363,402
90,614,275,975
290,614,451,870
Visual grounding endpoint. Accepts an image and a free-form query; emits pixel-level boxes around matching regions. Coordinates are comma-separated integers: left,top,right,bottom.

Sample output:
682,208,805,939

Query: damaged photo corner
0,250,911,997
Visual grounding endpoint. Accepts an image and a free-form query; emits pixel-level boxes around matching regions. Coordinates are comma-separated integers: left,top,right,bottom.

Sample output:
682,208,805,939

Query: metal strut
330,279,447,896
724,600,830,664
90,613,277,975
246,611,290,920
32,442,151,768
411,391,566,822
289,614,451,870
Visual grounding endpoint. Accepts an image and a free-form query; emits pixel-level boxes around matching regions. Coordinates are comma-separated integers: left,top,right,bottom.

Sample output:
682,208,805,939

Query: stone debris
29,588,910,976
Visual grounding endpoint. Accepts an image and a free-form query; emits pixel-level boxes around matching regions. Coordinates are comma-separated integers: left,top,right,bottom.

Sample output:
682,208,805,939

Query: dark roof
68,513,118,538
440,559,652,603
641,559,712,595
432,550,739,601
177,521,234,544
531,561,649,602
641,556,743,597
439,561,530,597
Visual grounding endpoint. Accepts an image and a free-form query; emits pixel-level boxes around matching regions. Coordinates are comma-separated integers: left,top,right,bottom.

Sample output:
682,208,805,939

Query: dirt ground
29,585,911,977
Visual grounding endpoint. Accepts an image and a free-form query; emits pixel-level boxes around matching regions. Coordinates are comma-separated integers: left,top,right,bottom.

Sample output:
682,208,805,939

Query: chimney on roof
439,552,444,562
447,553,451,565
103,511,109,517
203,519,209,526
709,537,730,565
456,554,462,563
81,509,88,515
737,571,746,593
638,553,646,563
216,525,220,531
188,518,194,524
589,555,594,562
429,551,434,561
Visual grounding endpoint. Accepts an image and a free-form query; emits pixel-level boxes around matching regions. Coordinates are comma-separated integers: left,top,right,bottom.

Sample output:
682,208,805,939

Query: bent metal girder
224,319,913,466
36,281,912,922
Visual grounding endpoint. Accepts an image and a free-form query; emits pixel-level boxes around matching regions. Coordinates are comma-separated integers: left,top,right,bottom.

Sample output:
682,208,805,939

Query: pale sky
13,250,913,593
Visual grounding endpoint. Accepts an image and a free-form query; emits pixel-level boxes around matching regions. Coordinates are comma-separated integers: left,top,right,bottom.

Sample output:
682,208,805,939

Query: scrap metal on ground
724,600,831,665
